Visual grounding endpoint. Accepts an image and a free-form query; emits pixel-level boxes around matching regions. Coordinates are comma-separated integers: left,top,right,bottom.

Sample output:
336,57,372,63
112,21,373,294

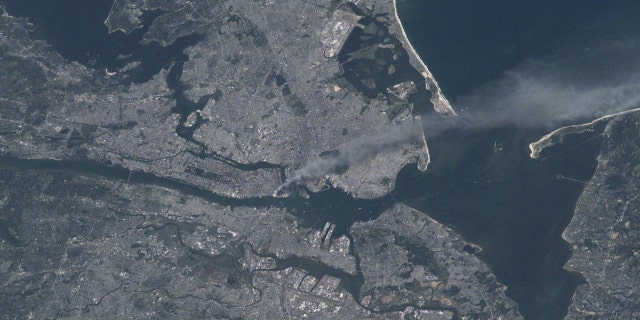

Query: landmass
563,115,640,319
1,0,638,319
528,107,640,159
0,0,520,318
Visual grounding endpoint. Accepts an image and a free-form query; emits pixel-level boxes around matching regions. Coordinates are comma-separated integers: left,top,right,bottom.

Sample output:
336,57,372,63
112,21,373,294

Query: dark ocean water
396,1,640,319
396,0,640,98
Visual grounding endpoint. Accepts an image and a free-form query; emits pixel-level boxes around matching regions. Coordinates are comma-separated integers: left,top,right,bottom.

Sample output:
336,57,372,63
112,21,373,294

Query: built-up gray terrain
0,0,638,319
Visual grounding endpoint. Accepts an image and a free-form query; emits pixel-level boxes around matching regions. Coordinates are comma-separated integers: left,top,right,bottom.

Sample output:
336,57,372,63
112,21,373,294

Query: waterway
396,1,640,319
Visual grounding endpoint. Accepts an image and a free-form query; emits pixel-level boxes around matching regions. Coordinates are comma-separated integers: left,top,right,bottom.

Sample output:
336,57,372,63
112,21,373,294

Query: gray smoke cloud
422,36,640,138
452,38,640,131
277,36,640,195
276,124,420,195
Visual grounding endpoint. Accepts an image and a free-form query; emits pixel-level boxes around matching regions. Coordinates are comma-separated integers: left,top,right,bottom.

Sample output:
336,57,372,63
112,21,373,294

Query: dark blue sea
396,1,640,319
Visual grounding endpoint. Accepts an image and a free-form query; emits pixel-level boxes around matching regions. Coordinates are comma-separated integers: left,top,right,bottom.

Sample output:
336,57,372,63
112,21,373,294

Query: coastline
529,107,640,158
391,0,457,117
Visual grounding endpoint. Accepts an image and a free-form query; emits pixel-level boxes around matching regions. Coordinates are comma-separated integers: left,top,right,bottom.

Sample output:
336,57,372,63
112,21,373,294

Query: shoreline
529,107,640,158
391,0,457,117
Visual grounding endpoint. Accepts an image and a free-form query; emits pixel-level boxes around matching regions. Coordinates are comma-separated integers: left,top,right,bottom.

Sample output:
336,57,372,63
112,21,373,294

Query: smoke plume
451,37,640,131
276,124,420,195
277,36,640,195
